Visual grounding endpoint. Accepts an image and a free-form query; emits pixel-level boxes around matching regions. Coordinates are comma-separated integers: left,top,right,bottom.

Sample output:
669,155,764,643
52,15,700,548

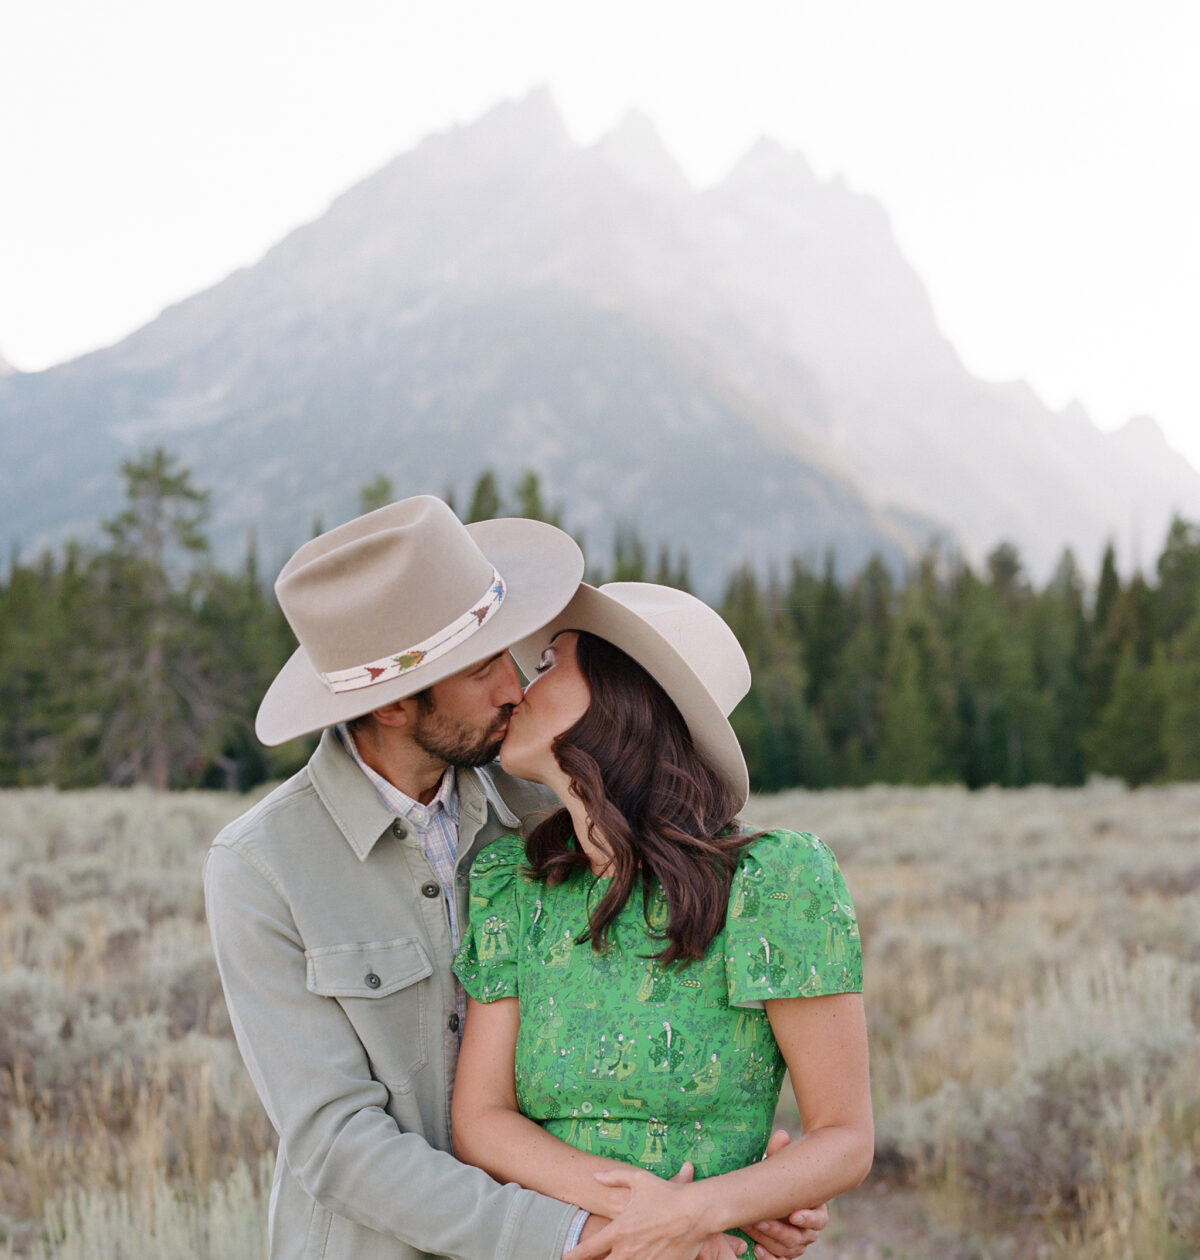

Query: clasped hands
565,1130,828,1260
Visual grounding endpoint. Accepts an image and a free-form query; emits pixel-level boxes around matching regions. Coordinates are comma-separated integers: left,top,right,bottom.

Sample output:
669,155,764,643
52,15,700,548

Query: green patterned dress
453,829,863,1191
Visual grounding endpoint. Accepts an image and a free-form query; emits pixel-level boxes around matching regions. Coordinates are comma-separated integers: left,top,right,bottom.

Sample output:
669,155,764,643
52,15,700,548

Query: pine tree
878,648,941,783
949,546,1055,786
877,568,956,783
1084,643,1167,785
609,524,648,582
721,566,831,790
803,553,848,712
192,530,300,789
1154,516,1200,643
652,544,692,592
1093,541,1121,630
0,552,60,782
358,474,396,516
821,556,893,783
89,449,215,788
1160,605,1200,779
466,470,502,523
1086,569,1142,721
986,541,1027,611
511,470,561,526
1028,550,1090,783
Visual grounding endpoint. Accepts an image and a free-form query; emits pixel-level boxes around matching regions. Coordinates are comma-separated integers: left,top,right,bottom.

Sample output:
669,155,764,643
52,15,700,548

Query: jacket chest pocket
305,937,434,1087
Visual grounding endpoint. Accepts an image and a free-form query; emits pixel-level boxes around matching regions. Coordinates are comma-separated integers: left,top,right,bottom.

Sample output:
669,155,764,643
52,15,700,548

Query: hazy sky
3,1,1197,466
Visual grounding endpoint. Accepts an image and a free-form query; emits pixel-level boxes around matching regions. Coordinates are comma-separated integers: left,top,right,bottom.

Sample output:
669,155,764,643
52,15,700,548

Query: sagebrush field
1,783,1197,1258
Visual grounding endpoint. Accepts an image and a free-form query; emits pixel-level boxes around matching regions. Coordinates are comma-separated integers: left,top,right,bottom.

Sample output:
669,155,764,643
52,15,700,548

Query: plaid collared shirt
336,724,465,1023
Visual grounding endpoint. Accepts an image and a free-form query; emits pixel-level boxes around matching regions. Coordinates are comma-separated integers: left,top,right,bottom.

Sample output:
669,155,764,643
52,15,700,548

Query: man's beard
411,705,514,768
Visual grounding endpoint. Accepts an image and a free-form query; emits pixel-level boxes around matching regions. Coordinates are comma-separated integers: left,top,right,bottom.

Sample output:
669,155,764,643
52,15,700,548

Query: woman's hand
564,1164,744,1260
742,1206,829,1259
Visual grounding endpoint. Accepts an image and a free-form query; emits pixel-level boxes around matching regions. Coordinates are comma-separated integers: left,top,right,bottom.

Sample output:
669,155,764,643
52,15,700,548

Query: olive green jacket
204,728,574,1259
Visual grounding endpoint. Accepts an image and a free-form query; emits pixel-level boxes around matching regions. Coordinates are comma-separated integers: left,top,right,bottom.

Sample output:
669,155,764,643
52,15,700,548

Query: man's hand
564,1164,745,1260
740,1130,829,1259
563,1133,831,1260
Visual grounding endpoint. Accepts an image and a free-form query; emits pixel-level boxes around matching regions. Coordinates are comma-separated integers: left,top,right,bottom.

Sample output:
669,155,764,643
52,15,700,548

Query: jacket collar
463,769,520,830
307,727,518,861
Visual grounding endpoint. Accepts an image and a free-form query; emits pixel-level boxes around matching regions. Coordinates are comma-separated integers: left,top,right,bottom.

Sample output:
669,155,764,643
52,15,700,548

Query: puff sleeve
453,834,528,1003
724,829,863,1008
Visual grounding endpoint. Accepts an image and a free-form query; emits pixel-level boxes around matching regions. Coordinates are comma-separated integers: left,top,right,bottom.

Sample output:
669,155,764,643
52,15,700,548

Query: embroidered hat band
320,569,506,694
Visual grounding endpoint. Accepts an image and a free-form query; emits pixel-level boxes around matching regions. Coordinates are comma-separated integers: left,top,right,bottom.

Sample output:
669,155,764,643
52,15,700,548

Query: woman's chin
498,740,526,781
499,742,550,787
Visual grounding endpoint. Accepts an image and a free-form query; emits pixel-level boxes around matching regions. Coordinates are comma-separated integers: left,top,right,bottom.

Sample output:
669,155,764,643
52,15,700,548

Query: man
205,495,827,1259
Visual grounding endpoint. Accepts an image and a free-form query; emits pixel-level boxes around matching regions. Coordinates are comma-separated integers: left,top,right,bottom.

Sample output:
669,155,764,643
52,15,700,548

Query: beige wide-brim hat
511,582,752,807
256,495,585,746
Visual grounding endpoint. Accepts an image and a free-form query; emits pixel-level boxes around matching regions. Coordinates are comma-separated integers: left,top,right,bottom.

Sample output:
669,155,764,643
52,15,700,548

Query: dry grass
0,789,275,1256
756,780,1200,1258
1,781,1198,1257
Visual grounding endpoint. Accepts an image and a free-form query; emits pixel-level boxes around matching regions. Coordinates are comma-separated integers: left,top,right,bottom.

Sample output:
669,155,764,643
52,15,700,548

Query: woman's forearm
683,1122,874,1237
452,1099,631,1218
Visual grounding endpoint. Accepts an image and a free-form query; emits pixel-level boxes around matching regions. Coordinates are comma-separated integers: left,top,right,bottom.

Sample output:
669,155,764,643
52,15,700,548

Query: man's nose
493,653,525,707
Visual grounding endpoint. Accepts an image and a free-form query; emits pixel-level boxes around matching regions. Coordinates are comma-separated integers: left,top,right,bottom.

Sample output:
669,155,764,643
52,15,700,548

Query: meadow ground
0,781,1197,1258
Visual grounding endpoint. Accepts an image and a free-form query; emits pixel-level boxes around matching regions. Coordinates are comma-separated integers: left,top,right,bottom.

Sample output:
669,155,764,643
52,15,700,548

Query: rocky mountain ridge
1,89,1195,589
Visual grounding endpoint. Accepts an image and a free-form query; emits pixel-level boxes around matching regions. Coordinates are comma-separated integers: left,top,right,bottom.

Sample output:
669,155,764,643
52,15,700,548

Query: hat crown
596,583,751,716
276,496,495,674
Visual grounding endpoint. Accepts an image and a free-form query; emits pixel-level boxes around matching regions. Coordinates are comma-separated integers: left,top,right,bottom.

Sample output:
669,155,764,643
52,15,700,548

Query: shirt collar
335,723,459,829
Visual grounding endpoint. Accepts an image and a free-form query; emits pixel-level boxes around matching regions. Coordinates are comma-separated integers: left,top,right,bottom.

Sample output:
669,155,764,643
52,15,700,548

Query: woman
452,583,873,1259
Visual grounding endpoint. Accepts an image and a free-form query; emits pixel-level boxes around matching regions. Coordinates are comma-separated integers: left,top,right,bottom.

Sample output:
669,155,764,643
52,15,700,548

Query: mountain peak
721,137,818,194
1117,413,1165,444
318,83,573,235
593,109,691,196
451,85,572,155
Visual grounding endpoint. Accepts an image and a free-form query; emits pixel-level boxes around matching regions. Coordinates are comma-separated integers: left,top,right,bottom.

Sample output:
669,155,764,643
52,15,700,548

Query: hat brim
511,584,750,808
255,517,585,746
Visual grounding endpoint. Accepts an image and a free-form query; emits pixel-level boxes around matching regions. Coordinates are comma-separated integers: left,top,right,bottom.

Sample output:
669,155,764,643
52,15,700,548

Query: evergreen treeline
2,451,1198,792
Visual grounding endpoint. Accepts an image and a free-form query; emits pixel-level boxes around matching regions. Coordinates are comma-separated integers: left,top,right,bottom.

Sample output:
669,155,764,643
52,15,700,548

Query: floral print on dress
453,829,862,1187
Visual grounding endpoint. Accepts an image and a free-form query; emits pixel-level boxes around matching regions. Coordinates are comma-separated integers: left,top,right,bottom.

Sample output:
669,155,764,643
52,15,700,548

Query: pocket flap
305,937,433,999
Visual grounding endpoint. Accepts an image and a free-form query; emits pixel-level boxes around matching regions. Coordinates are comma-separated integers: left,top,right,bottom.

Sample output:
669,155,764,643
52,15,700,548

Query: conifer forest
4,450,1196,794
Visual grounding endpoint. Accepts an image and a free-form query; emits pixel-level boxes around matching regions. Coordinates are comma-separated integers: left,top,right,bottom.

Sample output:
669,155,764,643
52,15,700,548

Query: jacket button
391,821,408,839
365,972,381,989
421,882,440,898
448,1013,460,1033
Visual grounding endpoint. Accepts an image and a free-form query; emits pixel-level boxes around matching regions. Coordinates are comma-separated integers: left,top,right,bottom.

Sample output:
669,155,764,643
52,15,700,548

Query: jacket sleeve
204,840,577,1260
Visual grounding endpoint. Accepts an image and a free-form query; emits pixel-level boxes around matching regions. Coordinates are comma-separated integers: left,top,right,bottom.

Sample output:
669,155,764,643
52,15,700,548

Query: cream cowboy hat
256,495,585,746
511,582,752,806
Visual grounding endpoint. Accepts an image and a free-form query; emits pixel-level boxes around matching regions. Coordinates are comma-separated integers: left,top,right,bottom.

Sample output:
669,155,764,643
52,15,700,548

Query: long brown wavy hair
524,631,753,964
